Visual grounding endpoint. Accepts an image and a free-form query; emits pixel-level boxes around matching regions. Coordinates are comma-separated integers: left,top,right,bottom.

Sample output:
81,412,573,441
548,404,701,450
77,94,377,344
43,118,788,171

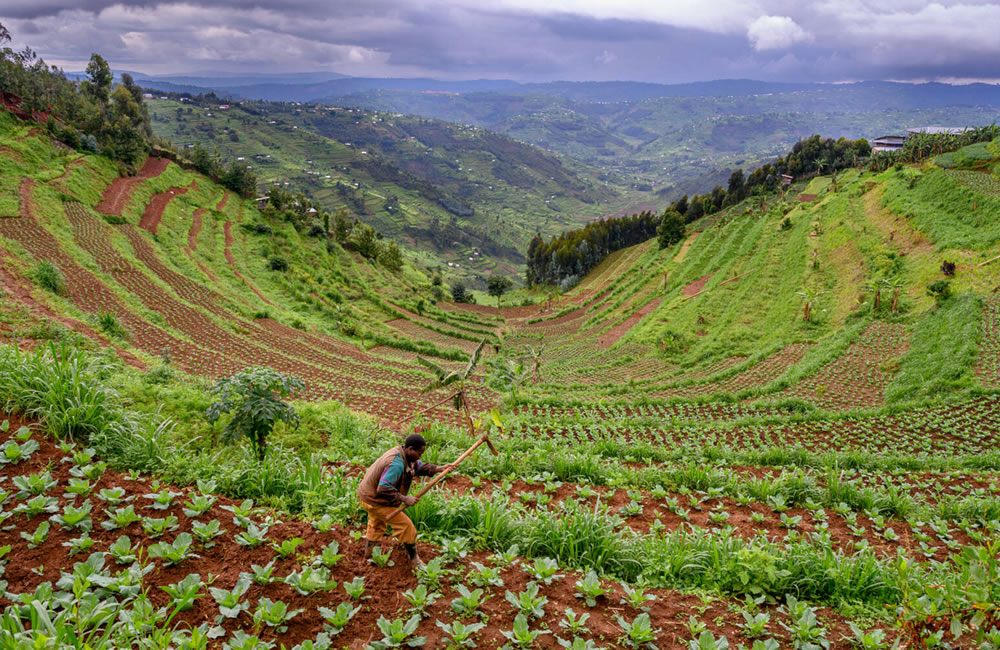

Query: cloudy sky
3,1,1000,84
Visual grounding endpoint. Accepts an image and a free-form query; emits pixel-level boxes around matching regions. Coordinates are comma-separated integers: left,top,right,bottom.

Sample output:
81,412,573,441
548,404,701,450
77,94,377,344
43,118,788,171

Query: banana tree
796,287,825,322
861,280,883,311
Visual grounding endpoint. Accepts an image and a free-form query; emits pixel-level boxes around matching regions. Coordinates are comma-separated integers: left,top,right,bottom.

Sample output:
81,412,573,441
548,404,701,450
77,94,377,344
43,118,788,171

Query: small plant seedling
574,570,607,607
109,535,139,564
688,630,731,650
440,536,470,563
741,611,770,639
314,540,343,568
147,532,198,566
403,584,440,616
343,575,367,600
617,612,660,649
21,521,50,548
313,514,335,532
506,581,548,620
436,619,486,649
191,519,226,547
318,602,361,635
621,584,656,612
371,614,426,649
466,561,504,588
210,575,252,619
245,559,278,585
451,584,490,619
369,544,394,567
161,573,204,611
502,613,550,649
143,489,182,510
253,597,303,633
272,536,305,558
524,557,564,585
235,522,269,547
284,565,337,595
416,556,449,590
141,514,180,538
182,493,217,517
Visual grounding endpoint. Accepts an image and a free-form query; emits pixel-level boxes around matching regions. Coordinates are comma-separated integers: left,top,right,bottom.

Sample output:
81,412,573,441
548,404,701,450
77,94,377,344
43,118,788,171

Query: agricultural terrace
0,114,999,647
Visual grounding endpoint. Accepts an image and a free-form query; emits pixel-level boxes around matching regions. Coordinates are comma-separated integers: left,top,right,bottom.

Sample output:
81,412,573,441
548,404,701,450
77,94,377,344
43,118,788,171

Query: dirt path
139,180,196,235
95,156,170,216
598,297,663,349
216,190,230,211
681,274,712,296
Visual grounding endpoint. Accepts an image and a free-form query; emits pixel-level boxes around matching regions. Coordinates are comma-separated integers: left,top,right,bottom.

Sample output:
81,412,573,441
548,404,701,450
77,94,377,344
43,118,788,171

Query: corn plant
403,584,440,617
182,493,217,517
343,575,367,600
506,581,548,620
160,573,203,612
191,519,226,547
524,557,563,585
436,619,485,649
617,613,660,649
318,602,360,635
210,575,252,619
451,584,490,619
284,565,337,596
147,532,198,566
12,471,56,498
102,504,142,530
252,597,302,634
272,537,305,559
370,614,426,649
501,613,549,649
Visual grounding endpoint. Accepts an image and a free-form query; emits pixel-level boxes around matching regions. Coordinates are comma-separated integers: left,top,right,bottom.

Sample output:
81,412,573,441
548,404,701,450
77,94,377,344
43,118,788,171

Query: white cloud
746,15,813,51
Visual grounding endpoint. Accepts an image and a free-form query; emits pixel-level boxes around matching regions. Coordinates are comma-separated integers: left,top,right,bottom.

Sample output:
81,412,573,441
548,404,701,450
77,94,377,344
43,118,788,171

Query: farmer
357,433,455,569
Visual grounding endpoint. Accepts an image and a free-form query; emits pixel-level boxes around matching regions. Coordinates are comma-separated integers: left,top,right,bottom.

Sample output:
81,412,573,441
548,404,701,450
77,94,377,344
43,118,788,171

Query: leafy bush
32,261,64,294
268,256,288,272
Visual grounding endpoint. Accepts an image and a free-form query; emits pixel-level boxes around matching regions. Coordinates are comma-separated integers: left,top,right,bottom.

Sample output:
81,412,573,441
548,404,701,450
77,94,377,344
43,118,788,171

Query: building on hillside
780,174,794,187
256,196,269,209
871,135,906,153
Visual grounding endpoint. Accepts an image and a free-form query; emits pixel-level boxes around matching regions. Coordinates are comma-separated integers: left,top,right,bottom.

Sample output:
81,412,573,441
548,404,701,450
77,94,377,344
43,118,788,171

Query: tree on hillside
379,239,403,271
103,84,150,168
206,367,304,461
333,209,352,244
657,209,686,250
82,53,112,105
451,280,468,303
487,275,512,309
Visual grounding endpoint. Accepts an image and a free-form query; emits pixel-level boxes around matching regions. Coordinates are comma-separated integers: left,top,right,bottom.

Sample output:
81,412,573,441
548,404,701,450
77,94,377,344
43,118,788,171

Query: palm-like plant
418,338,487,429
796,287,825,322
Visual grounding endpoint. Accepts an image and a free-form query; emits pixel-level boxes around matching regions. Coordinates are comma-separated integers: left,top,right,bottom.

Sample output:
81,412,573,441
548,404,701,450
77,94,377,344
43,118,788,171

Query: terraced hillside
2,107,1000,649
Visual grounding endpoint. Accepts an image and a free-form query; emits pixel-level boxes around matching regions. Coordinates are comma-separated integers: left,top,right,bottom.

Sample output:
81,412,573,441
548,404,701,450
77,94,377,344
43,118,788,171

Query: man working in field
357,433,455,569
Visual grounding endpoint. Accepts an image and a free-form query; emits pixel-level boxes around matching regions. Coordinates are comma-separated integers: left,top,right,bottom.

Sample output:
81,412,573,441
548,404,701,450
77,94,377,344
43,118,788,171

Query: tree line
525,135,873,287
866,124,999,172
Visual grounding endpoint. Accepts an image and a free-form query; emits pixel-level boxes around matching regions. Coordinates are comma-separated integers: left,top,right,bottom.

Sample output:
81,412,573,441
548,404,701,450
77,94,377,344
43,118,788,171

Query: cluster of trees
525,211,659,286
1,24,153,169
668,136,872,224
262,187,403,271
525,135,873,287
188,143,257,198
867,124,999,171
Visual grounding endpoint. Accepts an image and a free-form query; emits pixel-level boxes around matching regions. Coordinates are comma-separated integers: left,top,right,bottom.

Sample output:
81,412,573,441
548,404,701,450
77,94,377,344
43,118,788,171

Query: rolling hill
2,103,1000,648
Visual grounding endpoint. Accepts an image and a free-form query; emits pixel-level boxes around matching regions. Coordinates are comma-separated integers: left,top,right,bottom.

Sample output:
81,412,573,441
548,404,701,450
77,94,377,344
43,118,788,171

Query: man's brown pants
361,501,417,544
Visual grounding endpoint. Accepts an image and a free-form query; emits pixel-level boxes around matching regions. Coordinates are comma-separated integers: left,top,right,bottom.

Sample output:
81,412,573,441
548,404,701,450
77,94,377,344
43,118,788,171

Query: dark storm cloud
1,1,999,83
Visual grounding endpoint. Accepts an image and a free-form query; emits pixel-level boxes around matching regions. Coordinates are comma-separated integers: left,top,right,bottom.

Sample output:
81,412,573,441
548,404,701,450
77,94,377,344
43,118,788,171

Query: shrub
451,281,468,303
96,311,128,340
940,260,956,276
926,279,952,304
268,257,288,272
33,261,64,294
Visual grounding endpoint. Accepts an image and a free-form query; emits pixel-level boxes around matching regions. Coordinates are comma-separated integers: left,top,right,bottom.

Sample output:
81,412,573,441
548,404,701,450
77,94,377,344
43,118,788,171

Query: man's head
403,433,426,463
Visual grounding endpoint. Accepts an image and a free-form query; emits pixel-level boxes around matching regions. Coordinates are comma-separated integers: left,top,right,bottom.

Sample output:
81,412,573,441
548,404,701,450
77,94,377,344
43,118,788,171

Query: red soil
681,274,712,296
186,208,205,253
217,190,230,211
598,297,663,349
95,156,170,216
798,193,818,203
139,180,196,235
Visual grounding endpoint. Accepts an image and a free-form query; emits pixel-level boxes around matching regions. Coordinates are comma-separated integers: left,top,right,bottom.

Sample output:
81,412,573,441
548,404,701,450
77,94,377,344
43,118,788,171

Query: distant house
780,174,794,187
256,196,269,209
871,135,906,153
142,93,153,99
